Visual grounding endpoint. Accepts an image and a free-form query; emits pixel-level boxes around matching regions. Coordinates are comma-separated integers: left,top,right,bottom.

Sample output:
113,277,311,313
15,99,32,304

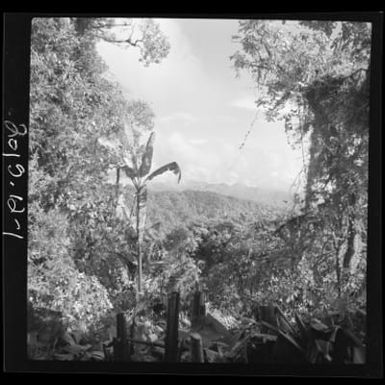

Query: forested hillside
144,189,285,235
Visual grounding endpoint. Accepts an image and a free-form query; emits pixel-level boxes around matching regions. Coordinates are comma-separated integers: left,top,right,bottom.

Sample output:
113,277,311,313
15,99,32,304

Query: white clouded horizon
97,18,306,192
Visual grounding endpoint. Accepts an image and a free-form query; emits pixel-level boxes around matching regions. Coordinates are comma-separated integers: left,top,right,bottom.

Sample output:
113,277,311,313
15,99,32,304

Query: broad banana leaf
145,161,181,183
121,165,136,180
138,132,155,177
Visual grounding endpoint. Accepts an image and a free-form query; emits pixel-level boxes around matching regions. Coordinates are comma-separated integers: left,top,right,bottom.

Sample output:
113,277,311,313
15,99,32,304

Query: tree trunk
335,246,342,298
136,192,142,295
135,186,147,297
343,213,356,271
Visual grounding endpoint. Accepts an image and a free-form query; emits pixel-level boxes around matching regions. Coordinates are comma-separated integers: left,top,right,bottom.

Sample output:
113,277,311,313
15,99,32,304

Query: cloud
188,138,207,145
152,131,220,183
96,19,305,191
97,19,212,116
141,125,304,191
230,96,259,111
158,112,197,125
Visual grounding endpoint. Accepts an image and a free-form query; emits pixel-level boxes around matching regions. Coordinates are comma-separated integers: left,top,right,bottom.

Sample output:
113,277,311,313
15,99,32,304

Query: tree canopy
28,17,171,330
231,19,370,307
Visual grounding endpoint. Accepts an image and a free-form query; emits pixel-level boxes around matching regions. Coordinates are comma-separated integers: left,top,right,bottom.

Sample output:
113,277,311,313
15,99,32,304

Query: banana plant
118,131,181,295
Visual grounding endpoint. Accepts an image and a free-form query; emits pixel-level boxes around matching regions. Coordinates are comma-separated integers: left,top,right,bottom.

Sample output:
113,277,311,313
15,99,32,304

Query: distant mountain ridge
148,180,293,208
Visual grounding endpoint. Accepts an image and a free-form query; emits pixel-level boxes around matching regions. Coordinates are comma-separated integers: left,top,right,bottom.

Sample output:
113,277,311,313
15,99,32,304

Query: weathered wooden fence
108,288,209,362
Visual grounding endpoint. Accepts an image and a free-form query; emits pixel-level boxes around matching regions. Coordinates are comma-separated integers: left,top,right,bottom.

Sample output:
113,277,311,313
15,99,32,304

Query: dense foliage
27,18,369,361
231,20,369,323
28,17,171,336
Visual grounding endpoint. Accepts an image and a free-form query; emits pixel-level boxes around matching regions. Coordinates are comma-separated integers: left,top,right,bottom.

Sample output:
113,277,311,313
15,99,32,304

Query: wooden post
164,291,180,362
114,313,129,361
129,316,136,356
191,290,206,330
103,342,113,361
112,337,119,361
190,332,204,363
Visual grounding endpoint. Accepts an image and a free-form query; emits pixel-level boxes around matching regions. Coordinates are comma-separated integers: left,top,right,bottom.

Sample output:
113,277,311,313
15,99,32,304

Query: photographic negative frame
2,11,383,377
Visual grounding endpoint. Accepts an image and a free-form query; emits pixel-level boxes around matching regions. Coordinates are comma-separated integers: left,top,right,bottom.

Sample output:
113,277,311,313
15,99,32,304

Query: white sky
97,18,305,192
